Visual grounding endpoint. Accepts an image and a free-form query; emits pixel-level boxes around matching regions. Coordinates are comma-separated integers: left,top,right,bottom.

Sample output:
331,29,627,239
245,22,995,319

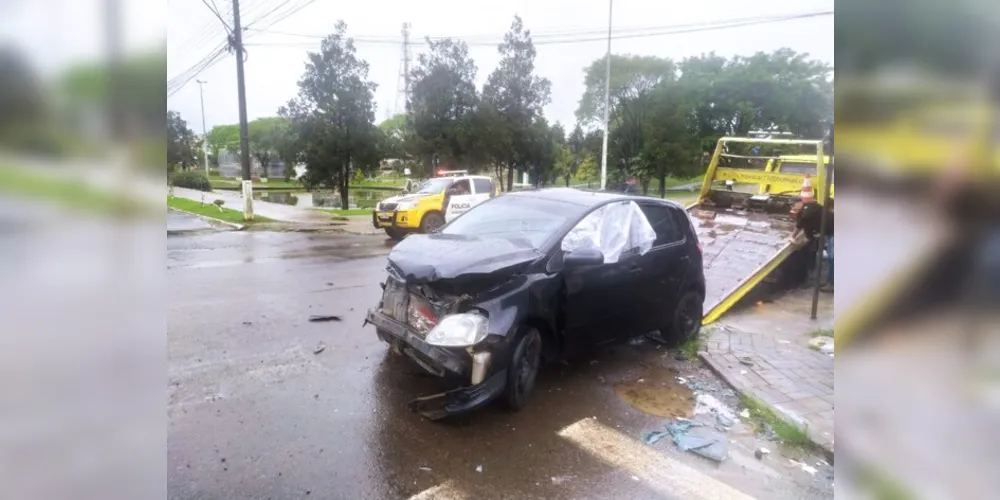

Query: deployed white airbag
561,200,657,263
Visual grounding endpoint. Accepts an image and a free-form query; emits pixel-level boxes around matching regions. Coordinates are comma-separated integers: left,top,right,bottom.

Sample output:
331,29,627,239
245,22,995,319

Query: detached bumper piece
407,369,507,421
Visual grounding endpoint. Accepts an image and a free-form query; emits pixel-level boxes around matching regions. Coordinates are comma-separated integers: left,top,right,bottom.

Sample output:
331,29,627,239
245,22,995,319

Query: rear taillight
697,243,703,253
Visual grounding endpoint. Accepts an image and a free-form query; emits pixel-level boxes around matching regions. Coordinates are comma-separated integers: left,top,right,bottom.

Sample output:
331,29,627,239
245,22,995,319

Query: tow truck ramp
689,137,831,325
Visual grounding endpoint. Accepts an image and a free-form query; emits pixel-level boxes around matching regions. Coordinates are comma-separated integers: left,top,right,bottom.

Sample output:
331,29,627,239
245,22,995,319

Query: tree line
168,15,832,201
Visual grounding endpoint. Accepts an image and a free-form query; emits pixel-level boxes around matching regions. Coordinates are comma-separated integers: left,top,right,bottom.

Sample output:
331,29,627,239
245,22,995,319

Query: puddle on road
613,367,695,418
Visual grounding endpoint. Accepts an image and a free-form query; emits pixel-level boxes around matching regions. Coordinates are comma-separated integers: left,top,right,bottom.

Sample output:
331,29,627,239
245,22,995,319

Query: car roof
504,187,683,210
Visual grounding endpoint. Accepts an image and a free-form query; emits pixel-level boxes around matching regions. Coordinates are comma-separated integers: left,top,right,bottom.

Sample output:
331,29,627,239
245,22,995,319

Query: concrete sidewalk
168,186,332,225
700,288,835,455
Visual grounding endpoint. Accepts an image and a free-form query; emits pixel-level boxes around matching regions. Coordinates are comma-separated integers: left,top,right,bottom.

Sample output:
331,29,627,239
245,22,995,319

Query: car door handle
626,263,642,274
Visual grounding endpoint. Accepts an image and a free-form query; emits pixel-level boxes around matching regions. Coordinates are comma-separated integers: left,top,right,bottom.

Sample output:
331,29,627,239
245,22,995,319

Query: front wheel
419,212,445,233
384,227,405,240
503,327,542,411
667,290,703,345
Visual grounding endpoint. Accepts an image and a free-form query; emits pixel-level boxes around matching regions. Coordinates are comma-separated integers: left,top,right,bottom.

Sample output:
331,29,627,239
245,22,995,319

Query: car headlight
424,313,489,347
396,200,418,210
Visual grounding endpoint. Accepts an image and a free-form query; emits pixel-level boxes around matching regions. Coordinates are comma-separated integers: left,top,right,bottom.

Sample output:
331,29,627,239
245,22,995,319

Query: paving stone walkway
701,323,835,455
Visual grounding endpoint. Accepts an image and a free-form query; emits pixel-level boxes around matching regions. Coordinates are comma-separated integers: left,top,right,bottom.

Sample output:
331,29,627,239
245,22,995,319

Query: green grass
740,394,814,449
678,335,703,360
661,175,704,188
167,196,276,224
0,167,152,217
809,328,834,338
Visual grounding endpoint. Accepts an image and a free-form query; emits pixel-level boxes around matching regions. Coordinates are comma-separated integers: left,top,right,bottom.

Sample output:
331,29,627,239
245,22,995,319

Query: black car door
562,249,644,349
634,202,690,333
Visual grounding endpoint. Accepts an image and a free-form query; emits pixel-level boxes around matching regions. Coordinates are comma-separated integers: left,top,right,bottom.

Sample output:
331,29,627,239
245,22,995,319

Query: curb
698,350,835,460
168,208,245,231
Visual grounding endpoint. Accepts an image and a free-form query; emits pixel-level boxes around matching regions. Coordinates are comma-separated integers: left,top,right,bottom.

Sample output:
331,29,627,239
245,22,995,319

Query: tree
642,83,701,197
482,16,552,190
407,38,480,174
577,55,677,178
0,47,45,131
573,153,599,184
271,112,301,181
468,101,512,187
248,117,284,179
206,124,240,167
167,110,197,170
280,21,381,209
378,113,409,160
678,50,833,143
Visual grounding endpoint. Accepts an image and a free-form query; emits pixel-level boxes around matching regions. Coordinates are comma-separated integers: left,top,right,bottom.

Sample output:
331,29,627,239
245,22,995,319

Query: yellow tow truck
372,171,500,240
759,154,835,199
689,136,831,324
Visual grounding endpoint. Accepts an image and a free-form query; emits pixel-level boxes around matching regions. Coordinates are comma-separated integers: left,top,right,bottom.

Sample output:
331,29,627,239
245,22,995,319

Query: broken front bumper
366,309,507,419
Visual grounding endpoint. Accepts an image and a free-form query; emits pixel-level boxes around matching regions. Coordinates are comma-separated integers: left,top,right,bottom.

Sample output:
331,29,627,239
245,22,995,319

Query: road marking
557,418,755,500
408,480,470,500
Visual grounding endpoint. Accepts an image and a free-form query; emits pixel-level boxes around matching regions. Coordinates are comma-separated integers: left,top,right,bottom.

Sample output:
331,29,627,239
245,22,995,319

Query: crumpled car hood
387,233,541,284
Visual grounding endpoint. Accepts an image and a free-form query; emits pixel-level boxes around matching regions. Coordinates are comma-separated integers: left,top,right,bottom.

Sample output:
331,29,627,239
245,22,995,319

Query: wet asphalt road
167,228,833,500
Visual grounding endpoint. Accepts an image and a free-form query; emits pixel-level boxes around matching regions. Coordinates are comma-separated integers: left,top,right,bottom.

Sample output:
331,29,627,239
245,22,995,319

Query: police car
372,171,500,240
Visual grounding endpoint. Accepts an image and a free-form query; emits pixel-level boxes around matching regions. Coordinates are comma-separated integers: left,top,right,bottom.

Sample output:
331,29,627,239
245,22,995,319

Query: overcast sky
160,0,834,133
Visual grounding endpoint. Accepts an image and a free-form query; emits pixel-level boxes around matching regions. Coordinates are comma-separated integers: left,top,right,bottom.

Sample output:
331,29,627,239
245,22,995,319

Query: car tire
503,327,542,411
384,227,404,240
667,290,703,345
419,212,445,233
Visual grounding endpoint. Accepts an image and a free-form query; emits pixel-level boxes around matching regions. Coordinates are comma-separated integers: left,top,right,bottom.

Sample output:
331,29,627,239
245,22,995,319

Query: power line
244,0,297,28
245,0,319,33
244,10,832,47
168,43,229,96
199,0,232,33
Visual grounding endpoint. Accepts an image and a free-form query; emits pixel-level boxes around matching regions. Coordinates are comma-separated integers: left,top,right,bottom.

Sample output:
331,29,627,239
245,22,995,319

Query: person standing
786,200,834,288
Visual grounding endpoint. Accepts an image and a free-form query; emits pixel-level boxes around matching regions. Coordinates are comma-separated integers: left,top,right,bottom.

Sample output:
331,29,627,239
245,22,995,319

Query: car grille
380,202,398,211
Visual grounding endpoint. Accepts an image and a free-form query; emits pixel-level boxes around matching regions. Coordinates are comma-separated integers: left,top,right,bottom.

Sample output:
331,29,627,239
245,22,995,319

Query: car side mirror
563,248,604,268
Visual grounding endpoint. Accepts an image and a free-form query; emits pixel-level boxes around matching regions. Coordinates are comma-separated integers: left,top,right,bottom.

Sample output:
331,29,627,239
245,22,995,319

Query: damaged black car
365,188,705,420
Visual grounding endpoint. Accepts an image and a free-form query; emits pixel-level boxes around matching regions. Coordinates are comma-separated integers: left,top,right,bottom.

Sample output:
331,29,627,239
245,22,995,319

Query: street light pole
196,79,209,178
231,0,254,220
600,0,613,190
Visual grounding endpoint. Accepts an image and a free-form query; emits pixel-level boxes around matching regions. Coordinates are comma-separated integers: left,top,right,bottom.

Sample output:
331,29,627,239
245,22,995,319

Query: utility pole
230,0,253,220
196,79,209,179
600,0,613,190
395,22,411,115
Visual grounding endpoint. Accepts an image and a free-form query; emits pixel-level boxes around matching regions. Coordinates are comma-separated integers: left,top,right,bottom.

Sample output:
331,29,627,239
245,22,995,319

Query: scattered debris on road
419,467,432,472
788,459,818,475
644,417,730,462
313,343,326,354
754,447,770,459
242,321,252,326
738,357,754,366
309,315,343,322
475,464,483,473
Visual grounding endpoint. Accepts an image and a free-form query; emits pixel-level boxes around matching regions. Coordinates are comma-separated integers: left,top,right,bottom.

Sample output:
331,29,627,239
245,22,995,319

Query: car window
440,195,570,249
638,204,683,246
448,179,471,195
414,177,453,194
472,178,492,195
